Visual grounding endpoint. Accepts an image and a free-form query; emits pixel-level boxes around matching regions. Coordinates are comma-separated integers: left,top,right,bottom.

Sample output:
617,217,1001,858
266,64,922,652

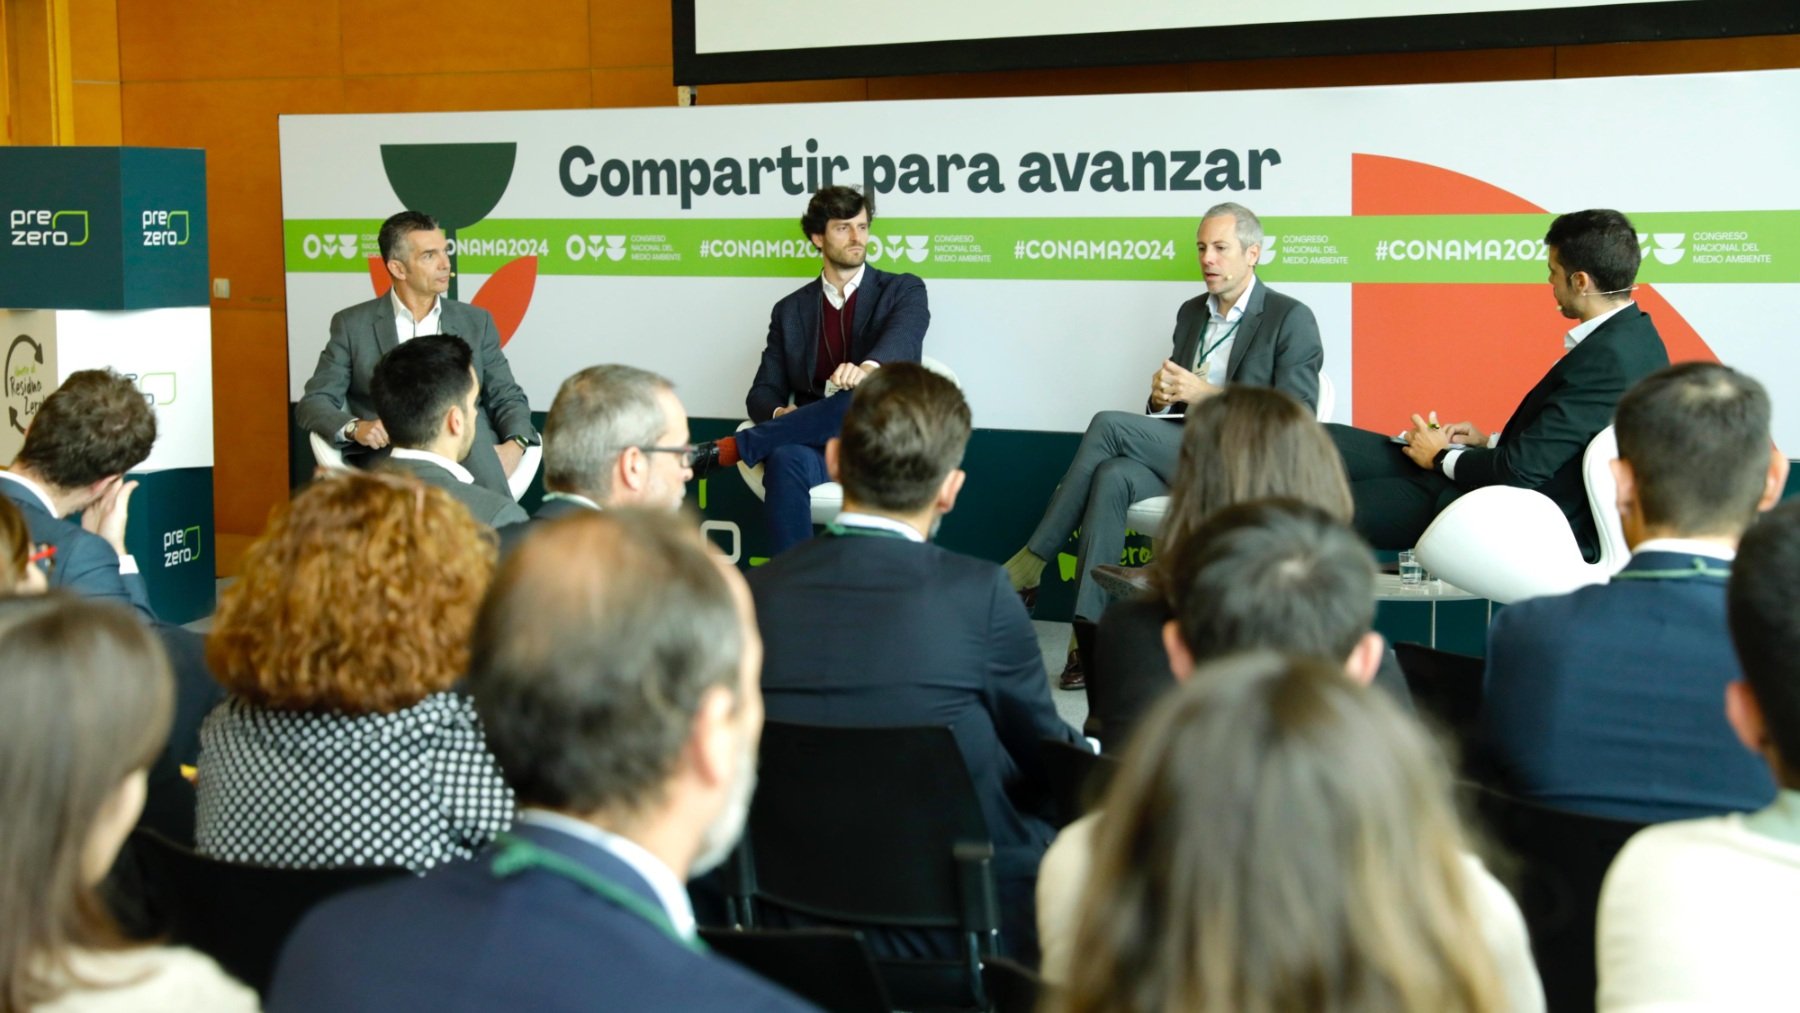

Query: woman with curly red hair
194,470,512,871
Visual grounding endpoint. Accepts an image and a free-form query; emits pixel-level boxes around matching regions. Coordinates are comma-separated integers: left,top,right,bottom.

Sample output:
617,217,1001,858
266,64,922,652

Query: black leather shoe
691,441,723,480
1056,649,1085,691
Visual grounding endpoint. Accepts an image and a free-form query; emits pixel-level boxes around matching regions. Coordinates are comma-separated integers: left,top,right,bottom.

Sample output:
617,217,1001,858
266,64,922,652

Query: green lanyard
488,832,705,953
1609,557,1731,581
1192,315,1243,374
822,522,913,541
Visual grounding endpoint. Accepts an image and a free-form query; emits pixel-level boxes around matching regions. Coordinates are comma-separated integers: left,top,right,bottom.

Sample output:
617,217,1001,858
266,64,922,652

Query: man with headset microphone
1327,208,1669,561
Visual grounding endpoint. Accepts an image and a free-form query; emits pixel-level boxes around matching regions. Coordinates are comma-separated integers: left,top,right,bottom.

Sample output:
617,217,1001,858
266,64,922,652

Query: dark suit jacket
1091,595,1413,754
747,267,929,422
1162,279,1323,414
1447,304,1668,559
747,532,1083,866
268,822,814,1013
0,475,154,621
1477,550,1775,823
382,456,528,528
496,494,596,556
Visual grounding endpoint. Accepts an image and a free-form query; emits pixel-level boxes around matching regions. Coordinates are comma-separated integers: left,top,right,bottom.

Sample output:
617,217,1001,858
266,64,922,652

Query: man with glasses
536,365,694,520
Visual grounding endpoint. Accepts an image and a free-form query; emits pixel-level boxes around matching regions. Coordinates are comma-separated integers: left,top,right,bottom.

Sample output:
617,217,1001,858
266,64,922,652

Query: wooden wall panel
1556,34,1800,78
208,307,292,537
703,78,869,105
118,2,340,82
71,81,120,143
590,66,675,107
343,69,591,114
68,0,118,81
591,0,671,68
122,77,345,310
343,0,589,76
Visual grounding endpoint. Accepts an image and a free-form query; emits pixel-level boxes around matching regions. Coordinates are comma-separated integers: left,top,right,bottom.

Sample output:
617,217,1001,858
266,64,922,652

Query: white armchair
1412,426,1629,605
307,431,540,503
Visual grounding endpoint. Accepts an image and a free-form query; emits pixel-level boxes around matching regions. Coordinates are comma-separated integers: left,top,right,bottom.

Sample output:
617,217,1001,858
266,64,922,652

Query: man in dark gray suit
371,335,527,529
0,368,156,620
1003,202,1324,686
296,210,537,497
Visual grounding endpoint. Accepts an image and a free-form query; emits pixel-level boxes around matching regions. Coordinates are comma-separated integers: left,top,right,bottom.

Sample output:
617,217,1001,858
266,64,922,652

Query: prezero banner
280,69,1800,453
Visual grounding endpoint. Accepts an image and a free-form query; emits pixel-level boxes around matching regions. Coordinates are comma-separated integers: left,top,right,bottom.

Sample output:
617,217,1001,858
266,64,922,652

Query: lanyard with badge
1607,557,1731,581
1191,315,1243,379
488,832,705,953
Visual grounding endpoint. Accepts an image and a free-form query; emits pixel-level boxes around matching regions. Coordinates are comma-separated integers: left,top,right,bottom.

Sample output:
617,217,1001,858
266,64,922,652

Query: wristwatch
342,418,360,441
509,435,531,451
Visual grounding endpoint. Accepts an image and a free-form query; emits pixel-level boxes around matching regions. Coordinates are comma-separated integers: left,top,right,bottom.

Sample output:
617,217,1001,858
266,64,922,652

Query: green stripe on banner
283,212,1800,283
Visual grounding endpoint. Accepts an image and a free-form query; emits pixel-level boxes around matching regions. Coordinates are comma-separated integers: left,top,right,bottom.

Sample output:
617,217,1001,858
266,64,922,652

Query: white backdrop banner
280,69,1800,446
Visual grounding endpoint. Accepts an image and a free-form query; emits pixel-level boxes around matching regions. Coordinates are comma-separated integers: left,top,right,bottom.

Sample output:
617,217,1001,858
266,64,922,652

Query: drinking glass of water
1399,549,1425,587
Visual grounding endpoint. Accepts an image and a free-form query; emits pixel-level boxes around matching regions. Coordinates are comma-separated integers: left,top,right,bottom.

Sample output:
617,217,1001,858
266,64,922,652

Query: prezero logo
9,209,89,247
141,210,190,246
867,235,931,264
162,525,203,568
565,234,627,262
1651,233,1687,266
302,233,358,259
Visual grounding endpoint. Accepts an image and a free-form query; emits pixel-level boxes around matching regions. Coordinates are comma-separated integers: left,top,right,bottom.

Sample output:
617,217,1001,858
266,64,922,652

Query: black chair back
1472,787,1647,1013
120,829,408,994
699,927,891,1013
1393,641,1486,738
981,956,1045,1013
1038,737,1118,828
746,721,999,1010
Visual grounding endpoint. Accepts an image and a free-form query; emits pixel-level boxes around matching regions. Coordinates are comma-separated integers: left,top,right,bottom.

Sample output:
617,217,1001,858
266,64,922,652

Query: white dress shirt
514,808,698,941
820,263,866,311
389,447,474,484
391,289,443,341
835,511,925,542
1193,274,1257,379
1631,537,1735,562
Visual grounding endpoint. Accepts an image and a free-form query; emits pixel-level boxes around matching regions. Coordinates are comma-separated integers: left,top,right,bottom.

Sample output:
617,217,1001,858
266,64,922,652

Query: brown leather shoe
1017,584,1039,614
1056,648,1085,691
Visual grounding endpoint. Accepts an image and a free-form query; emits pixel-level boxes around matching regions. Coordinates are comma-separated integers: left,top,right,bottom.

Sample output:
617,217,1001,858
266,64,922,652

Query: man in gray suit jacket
1003,203,1323,686
296,211,537,497
370,335,527,529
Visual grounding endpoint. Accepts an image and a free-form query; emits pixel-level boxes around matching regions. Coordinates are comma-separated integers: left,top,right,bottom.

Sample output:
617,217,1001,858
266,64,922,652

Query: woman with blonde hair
0,595,257,1012
1055,652,1516,1013
195,470,512,871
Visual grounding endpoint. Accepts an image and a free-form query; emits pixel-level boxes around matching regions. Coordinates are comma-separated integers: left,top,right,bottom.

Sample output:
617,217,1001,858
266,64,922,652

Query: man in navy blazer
747,364,1085,962
1330,209,1669,561
0,368,157,620
1003,202,1323,686
296,210,538,498
695,186,928,554
270,511,811,1013
1478,363,1785,822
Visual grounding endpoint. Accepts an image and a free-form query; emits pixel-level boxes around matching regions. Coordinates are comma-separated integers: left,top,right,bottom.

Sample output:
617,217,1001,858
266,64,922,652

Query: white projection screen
675,0,1794,84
